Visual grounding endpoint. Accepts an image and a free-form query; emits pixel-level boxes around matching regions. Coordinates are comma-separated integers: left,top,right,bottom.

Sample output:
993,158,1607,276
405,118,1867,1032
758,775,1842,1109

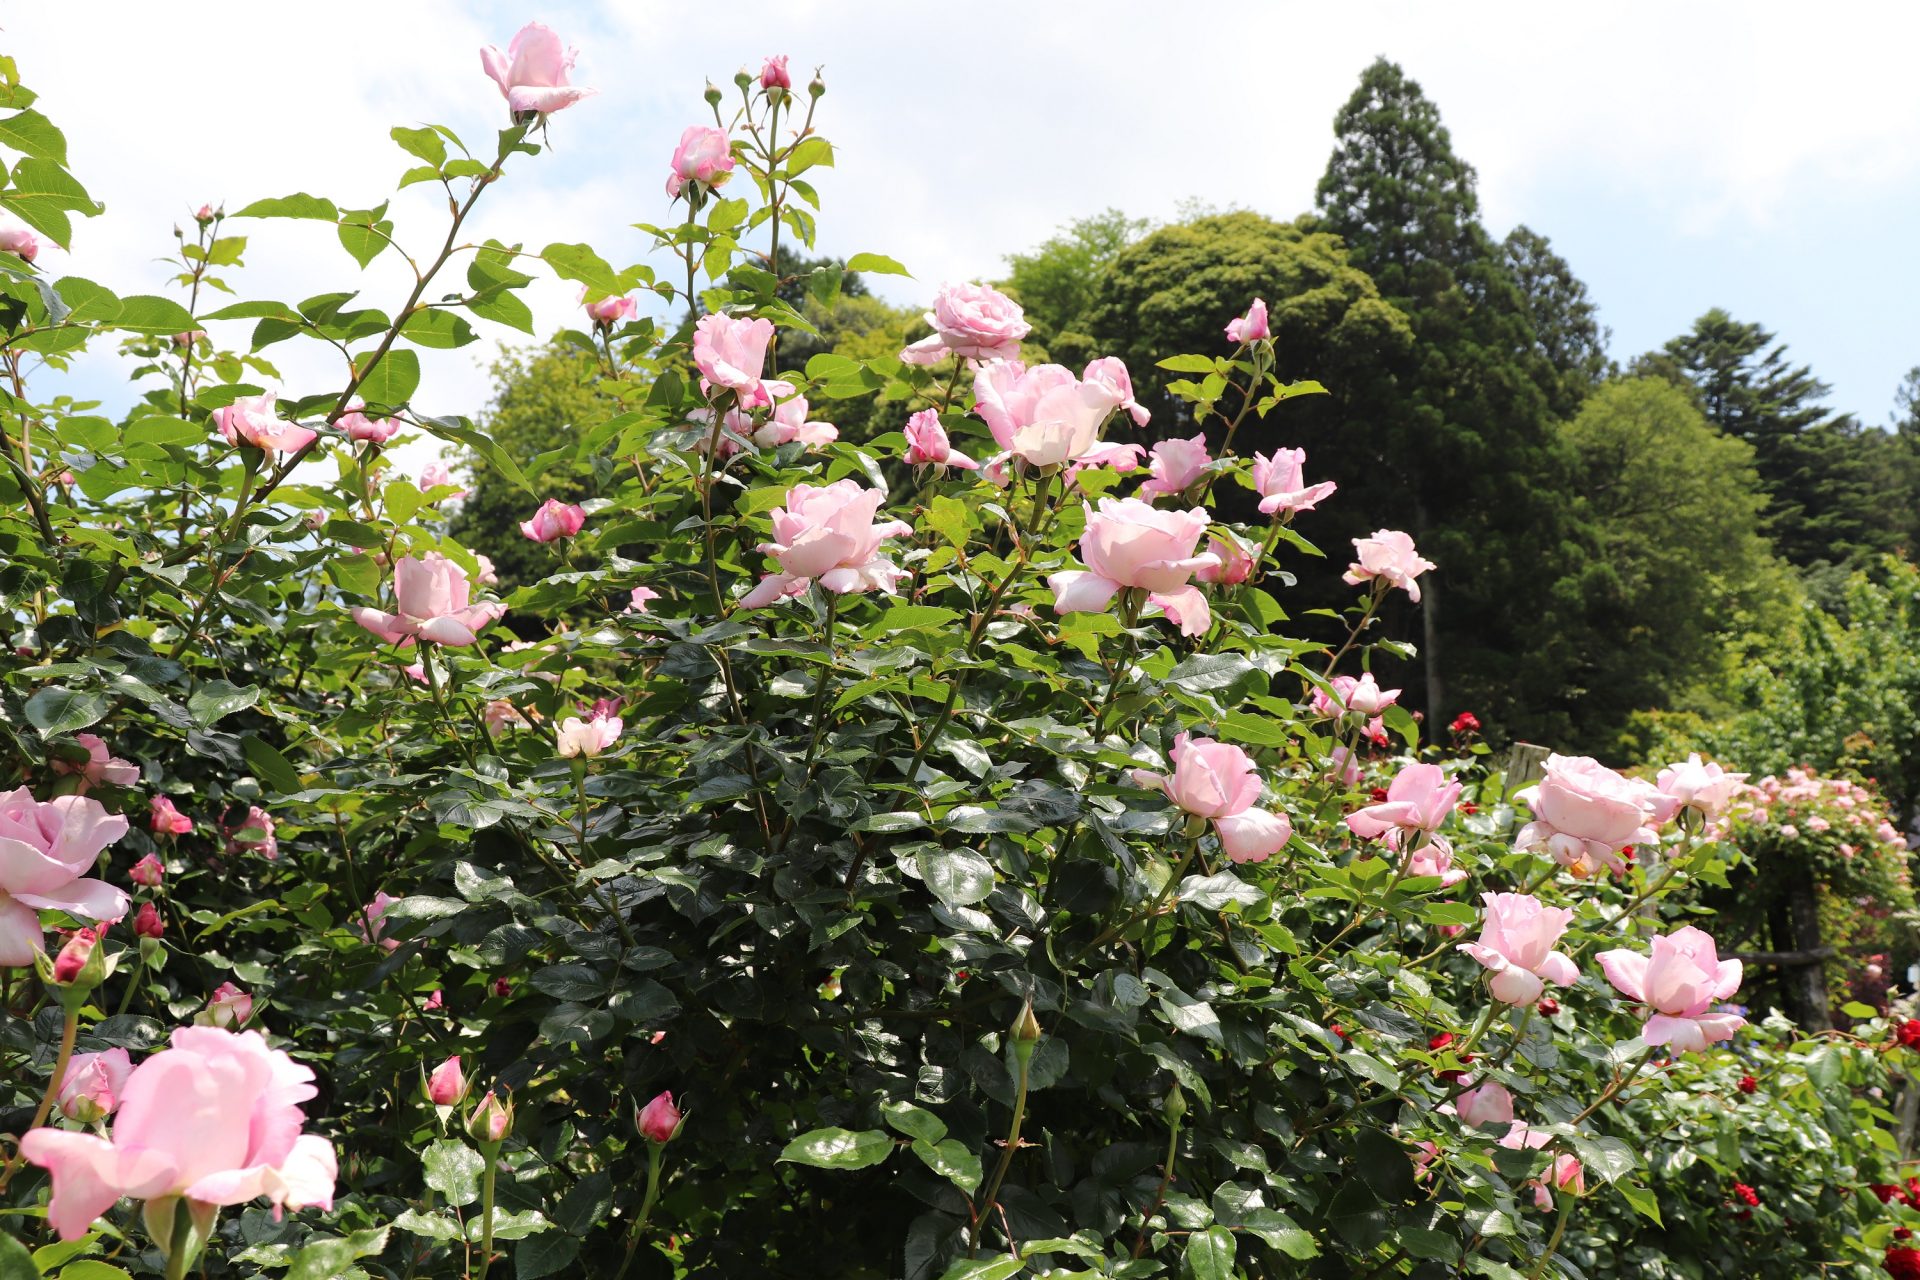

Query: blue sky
11,0,1919,440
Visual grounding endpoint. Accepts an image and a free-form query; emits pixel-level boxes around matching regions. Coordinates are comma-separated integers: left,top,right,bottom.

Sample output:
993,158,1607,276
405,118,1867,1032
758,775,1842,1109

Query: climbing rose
1252,448,1337,516
1458,892,1579,1006
213,393,316,454
480,21,595,116
637,1091,684,1143
1137,434,1212,499
903,409,978,471
1598,925,1745,1052
899,283,1030,366
1515,754,1663,877
1048,498,1218,638
23,1026,336,1240
351,554,506,649
760,54,791,90
59,1049,133,1123
970,360,1142,472
53,734,139,789
1225,297,1269,343
666,125,735,197
519,498,587,543
0,788,130,967
556,713,623,759
691,313,773,405
739,480,911,608
1344,529,1435,601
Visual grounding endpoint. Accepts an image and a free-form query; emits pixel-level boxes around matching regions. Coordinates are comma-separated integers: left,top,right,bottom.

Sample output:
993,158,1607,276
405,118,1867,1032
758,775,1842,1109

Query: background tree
1504,223,1612,415
999,208,1149,355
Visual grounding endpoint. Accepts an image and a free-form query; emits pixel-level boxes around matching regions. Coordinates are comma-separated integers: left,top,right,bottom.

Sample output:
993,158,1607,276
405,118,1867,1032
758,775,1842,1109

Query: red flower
492,977,512,998
1872,1184,1905,1203
1900,1228,1916,1241
1448,712,1480,736
1738,1075,1758,1095
1458,801,1479,815
1895,1020,1920,1050
1730,1183,1760,1208
1537,998,1560,1016
1428,1032,1455,1051
1886,1245,1920,1280
1328,1023,1348,1042
1368,787,1390,804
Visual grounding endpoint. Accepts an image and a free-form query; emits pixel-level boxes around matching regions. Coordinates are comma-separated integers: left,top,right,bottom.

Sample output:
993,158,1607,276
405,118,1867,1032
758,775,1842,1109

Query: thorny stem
970,1045,1034,1254
0,1004,78,1192
613,1140,668,1280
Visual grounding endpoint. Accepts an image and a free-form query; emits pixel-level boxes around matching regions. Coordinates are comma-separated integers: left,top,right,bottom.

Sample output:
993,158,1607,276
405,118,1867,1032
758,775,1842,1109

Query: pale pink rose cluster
1347,763,1466,886
1049,498,1219,638
351,554,507,649
23,1026,336,1241
1513,753,1665,878
900,282,1031,366
740,480,912,609
0,788,130,966
1129,734,1292,863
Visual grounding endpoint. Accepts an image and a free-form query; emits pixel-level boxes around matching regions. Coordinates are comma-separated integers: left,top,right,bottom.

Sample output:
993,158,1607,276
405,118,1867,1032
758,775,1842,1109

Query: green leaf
424,1139,485,1206
187,679,259,727
935,1259,1024,1280
391,125,447,167
25,686,107,736
53,276,120,323
916,847,996,906
1327,1179,1387,1249
0,1233,37,1280
0,109,67,164
911,1137,982,1194
286,1227,390,1280
235,193,340,221
1215,710,1291,746
400,307,478,350
514,1233,580,1278
110,294,197,334
1157,354,1219,374
338,219,394,269
777,1126,894,1170
356,348,421,406
881,1100,947,1144
540,242,622,294
243,736,304,794
1617,1180,1664,1225
1183,1225,1235,1280
866,604,960,636
393,1209,465,1242
787,136,834,176
846,252,911,277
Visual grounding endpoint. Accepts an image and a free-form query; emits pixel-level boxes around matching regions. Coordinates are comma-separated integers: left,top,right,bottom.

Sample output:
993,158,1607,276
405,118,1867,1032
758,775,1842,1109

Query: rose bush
0,29,1911,1280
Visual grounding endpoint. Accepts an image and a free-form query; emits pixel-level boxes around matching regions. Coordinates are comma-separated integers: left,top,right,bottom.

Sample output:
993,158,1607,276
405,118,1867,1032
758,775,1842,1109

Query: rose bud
427,1054,468,1107
130,851,167,885
466,1089,514,1145
636,1090,684,1144
133,902,164,940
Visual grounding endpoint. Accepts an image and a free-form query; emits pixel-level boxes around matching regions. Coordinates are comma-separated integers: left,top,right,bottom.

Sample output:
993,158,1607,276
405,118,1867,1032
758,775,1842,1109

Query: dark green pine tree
1314,57,1587,740
1503,225,1612,416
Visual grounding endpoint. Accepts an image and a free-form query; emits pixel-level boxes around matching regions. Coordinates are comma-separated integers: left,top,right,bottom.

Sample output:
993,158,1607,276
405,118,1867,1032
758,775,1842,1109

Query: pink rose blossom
133,902,165,940
1225,298,1269,343
480,22,595,116
692,313,773,406
473,554,498,587
1514,754,1663,878
1251,448,1337,517
583,291,638,326
351,554,507,649
58,1049,133,1124
1212,807,1292,864
360,892,399,952
417,462,467,500
1453,1079,1514,1128
1194,534,1255,586
171,330,207,348
195,982,255,1029
1458,892,1578,1006
53,733,139,790
970,360,1139,471
904,409,979,471
482,701,527,737
1403,836,1466,887
626,586,661,614
427,1055,467,1106
557,713,623,759
1081,357,1151,427
1311,672,1400,719
739,480,911,608
1344,529,1435,602
1326,745,1363,788
752,381,838,449
900,283,1031,366
23,1026,335,1240
1137,433,1212,499
131,850,168,884
519,498,588,543
666,125,735,198
0,788,130,967
1598,925,1745,1052
1347,763,1462,845
636,1091,684,1143
193,205,216,223
760,55,791,90
227,806,277,860
339,407,400,444
214,393,316,454
1129,734,1290,863
1048,498,1219,638
0,224,43,262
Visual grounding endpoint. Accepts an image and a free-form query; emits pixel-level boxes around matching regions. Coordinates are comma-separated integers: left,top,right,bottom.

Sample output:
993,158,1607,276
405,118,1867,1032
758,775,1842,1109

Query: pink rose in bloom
351,553,507,649
422,989,444,1011
1225,297,1270,343
427,1055,468,1107
1213,807,1293,864
1048,498,1219,638
1403,836,1466,886
1137,433,1212,499
480,21,595,116
752,381,839,450
760,54,791,90
361,892,399,952
1514,753,1663,878
1347,763,1462,845
1655,753,1749,825
626,586,661,614
228,805,277,860
1499,1124,1584,1209
636,1090,684,1143
1344,529,1436,602
0,787,130,967
903,409,979,471
417,462,468,500
666,125,735,198
970,360,1139,470
1458,891,1579,1006
194,982,254,1029
474,554,498,587
1194,534,1255,586
1082,357,1151,427
53,733,140,790
739,480,911,608
1130,734,1261,821
1598,925,1746,1052
0,223,43,262
1251,448,1338,517
483,700,527,737
1453,1079,1514,1128
23,1026,336,1240
584,292,637,326
401,663,428,686
519,498,588,543
133,902,164,940
131,850,168,883
213,393,317,454
59,1048,134,1124
1326,745,1363,788
1311,672,1400,719
900,283,1031,366
557,713,623,759
339,407,400,444
692,313,773,406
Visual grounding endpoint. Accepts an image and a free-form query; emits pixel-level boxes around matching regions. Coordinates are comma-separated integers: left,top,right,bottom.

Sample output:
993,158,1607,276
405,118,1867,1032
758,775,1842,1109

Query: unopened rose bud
1011,1002,1042,1061
130,852,166,885
733,67,752,90
809,73,826,99
58,1049,131,1124
427,1054,468,1106
466,1089,513,1145
492,977,512,998
51,925,105,987
193,204,215,223
133,901,164,940
703,81,722,107
1163,1083,1186,1123
195,980,254,1028
636,1090,684,1143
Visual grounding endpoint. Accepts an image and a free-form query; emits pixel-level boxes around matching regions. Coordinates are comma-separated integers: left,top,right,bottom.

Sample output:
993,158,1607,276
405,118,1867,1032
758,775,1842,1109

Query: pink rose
1129,733,1261,820
752,381,838,450
1598,925,1745,1052
584,292,637,326
417,462,467,499
1048,498,1219,638
1655,753,1748,824
900,283,1030,366
1225,297,1269,343
132,902,163,940
557,713,623,759
1194,534,1255,586
1514,754,1662,878
0,224,43,262
1213,807,1292,864
1347,763,1462,843
970,360,1138,470
904,409,978,471
140,803,182,842
0,788,130,967
1343,529,1435,601
360,892,399,952
692,313,773,406
51,926,102,984
666,126,735,198
1326,745,1363,788
760,55,791,90
1313,673,1400,719
480,21,595,116
52,733,140,790
58,1048,134,1124
482,700,527,737
636,1090,684,1143
1457,892,1578,1006
1251,448,1337,517
227,805,277,860
339,407,400,444
171,330,207,348
195,981,255,1029
1403,836,1466,887
131,850,168,884
467,1090,514,1144
626,586,661,614
427,1055,468,1106
213,393,317,454
1138,433,1212,499
1454,1079,1513,1128
739,480,911,608
1081,357,1150,427
519,498,588,543
351,553,507,649
23,1027,336,1240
